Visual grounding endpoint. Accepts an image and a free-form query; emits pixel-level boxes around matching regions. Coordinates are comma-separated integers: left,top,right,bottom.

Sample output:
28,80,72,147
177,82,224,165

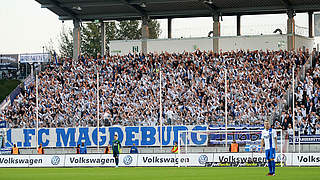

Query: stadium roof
36,0,320,21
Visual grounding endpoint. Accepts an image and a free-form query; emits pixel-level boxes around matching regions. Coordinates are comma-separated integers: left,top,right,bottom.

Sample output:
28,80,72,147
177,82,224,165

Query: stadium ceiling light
72,6,82,11
140,2,147,8
204,0,214,4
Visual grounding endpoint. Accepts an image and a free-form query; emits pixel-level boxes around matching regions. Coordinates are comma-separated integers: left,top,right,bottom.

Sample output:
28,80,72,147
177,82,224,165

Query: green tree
145,19,161,39
116,20,141,40
45,38,57,56
81,22,101,57
58,20,161,57
58,27,73,57
105,21,117,53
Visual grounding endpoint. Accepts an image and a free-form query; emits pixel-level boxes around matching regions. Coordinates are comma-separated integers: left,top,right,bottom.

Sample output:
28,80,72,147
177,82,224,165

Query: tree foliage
58,20,161,57
58,27,73,57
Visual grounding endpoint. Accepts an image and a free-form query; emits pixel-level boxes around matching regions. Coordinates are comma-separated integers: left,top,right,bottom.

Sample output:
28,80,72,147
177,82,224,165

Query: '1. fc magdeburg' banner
5,126,208,148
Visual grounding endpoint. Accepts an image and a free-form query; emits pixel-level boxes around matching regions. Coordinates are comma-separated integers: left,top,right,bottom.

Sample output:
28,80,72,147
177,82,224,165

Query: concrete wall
295,35,314,51
109,34,314,55
220,35,287,51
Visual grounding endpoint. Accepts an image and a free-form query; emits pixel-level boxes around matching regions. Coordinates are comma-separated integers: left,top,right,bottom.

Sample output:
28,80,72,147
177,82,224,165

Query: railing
0,73,34,112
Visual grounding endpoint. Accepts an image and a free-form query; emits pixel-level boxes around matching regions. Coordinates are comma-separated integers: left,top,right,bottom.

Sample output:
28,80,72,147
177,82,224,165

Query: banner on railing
208,131,262,145
0,54,18,63
290,135,320,144
20,53,50,63
0,121,6,128
5,126,208,148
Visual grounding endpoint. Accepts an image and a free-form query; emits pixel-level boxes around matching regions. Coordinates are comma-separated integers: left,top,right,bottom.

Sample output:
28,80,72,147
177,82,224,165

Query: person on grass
112,134,121,167
261,121,277,176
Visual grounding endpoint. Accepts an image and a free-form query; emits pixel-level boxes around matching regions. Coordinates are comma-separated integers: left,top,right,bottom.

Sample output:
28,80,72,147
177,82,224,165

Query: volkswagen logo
198,155,208,164
51,156,60,165
123,155,133,165
276,154,287,163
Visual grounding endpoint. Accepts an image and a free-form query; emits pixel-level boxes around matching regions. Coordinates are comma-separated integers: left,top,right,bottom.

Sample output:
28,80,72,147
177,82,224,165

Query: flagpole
160,66,163,150
292,66,295,152
225,69,228,151
97,69,100,152
36,74,39,148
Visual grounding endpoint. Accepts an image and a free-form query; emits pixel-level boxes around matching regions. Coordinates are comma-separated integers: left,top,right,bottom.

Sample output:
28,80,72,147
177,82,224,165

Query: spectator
37,143,44,154
230,140,239,152
79,142,87,154
104,145,111,154
11,144,19,155
76,144,80,154
130,143,139,154
171,142,178,153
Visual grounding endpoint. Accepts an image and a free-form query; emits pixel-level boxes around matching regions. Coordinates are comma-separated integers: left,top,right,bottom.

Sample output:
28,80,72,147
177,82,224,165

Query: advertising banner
0,154,212,168
212,153,320,167
213,153,267,164
137,154,212,167
28,155,66,167
0,153,319,167
291,153,320,166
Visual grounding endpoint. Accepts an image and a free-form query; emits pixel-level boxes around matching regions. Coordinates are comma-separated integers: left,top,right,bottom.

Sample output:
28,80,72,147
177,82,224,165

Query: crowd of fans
276,55,320,135
1,49,312,129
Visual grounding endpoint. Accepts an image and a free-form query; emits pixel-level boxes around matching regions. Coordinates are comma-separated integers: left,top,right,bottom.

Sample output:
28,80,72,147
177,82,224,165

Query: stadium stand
295,56,320,134
2,49,311,129
273,53,320,135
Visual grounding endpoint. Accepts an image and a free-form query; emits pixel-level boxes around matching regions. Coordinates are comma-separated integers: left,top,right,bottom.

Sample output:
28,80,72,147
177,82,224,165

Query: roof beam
45,0,78,20
199,0,219,11
120,0,147,17
56,3,320,21
42,0,199,8
280,0,292,8
59,9,211,21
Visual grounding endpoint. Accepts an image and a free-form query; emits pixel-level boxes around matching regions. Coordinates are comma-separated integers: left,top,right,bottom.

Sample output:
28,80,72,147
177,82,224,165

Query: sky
0,0,318,54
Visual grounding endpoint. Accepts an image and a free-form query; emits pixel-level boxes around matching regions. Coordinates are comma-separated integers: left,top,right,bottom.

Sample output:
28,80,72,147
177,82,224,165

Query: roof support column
213,13,220,53
100,20,106,57
168,18,172,39
237,15,241,36
287,10,296,51
141,16,149,55
309,11,313,38
73,19,81,61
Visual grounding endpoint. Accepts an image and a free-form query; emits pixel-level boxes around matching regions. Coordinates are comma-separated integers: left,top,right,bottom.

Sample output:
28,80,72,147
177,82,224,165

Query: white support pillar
100,21,106,58
73,19,81,61
213,13,220,53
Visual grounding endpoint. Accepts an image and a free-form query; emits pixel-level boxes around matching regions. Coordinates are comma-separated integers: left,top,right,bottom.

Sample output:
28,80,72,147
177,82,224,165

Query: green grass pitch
0,167,319,180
